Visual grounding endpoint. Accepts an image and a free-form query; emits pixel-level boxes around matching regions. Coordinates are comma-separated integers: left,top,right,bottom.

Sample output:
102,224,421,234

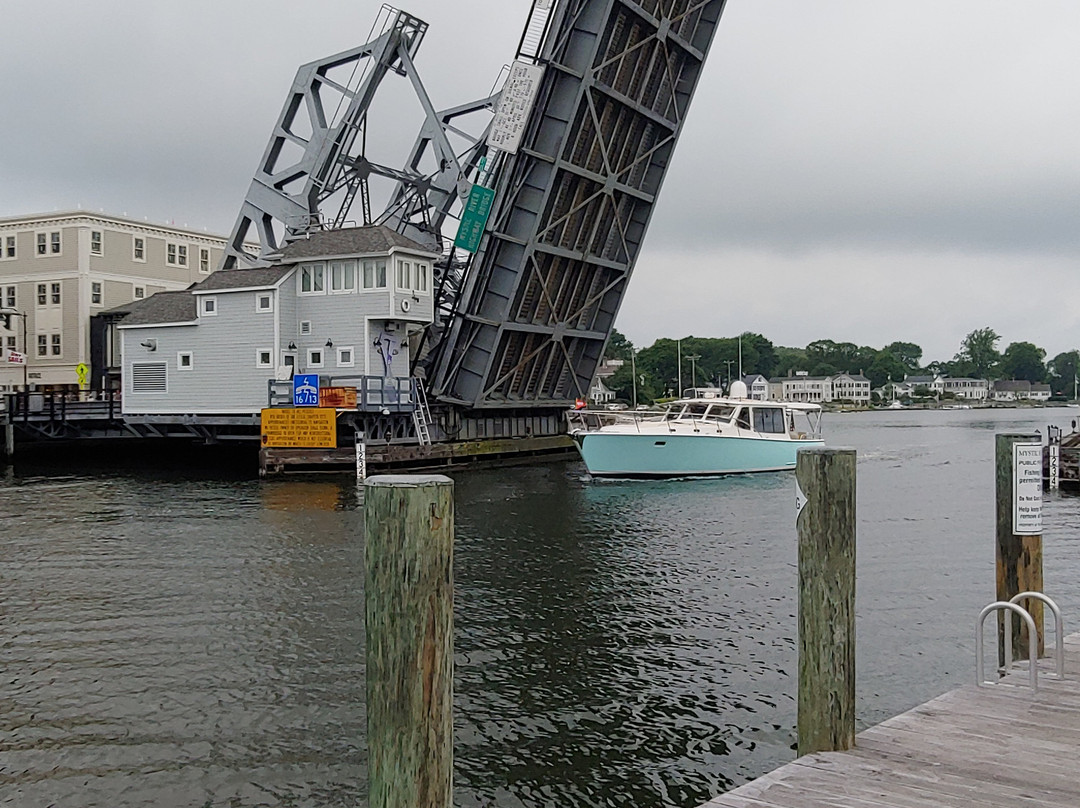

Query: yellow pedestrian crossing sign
76,362,89,388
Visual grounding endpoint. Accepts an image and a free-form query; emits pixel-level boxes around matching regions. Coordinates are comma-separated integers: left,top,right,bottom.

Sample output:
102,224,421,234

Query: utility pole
677,339,682,397
687,354,701,391
631,351,637,409
723,359,735,391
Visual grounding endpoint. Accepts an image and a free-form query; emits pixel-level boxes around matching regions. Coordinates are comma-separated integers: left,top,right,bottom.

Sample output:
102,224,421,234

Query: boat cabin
663,399,822,439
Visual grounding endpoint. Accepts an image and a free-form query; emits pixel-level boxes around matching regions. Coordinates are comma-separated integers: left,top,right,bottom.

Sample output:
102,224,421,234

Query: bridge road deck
702,632,1080,808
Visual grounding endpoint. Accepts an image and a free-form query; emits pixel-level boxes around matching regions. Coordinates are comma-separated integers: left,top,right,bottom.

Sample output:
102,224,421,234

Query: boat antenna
738,334,743,380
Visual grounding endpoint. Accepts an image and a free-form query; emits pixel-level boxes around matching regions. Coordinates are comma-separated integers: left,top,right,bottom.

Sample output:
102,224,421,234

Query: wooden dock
702,632,1080,808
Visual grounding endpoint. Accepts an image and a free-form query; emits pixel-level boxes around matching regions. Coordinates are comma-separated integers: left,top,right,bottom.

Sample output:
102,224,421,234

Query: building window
199,247,211,273
36,284,46,306
166,242,189,266
51,334,61,356
134,286,145,299
307,349,323,368
51,283,61,305
50,232,61,254
37,334,47,357
5,336,14,349
133,236,145,262
131,362,168,393
256,293,273,313
2,235,14,259
330,260,357,293
4,286,14,309
300,263,325,294
396,259,412,290
415,262,429,293
362,258,387,289
92,282,103,305
300,320,311,335
201,296,217,316
36,233,46,256
337,346,354,367
90,230,103,255
256,349,273,368
177,351,193,370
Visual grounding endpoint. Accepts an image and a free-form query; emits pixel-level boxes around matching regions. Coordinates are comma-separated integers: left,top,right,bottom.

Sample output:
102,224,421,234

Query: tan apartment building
0,211,229,392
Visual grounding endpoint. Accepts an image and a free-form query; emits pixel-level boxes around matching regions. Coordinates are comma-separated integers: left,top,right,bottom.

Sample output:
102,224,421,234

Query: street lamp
0,307,27,391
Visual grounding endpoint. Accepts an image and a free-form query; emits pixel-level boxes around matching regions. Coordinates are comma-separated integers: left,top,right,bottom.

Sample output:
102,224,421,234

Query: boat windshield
666,402,735,422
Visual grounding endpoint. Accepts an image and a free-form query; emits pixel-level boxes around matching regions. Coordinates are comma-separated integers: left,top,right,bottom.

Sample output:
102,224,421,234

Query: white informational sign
356,439,367,482
486,60,545,155
1012,441,1043,535
6,350,25,364
1048,442,1060,491
795,478,807,521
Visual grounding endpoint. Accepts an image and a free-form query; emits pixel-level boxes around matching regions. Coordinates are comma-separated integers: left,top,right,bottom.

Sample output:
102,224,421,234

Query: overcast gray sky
2,1,1078,365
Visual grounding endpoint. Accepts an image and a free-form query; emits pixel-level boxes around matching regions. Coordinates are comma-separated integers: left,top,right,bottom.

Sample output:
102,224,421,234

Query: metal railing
976,592,1065,691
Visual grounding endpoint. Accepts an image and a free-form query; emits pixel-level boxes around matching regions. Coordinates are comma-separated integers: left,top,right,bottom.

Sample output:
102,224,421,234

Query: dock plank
702,633,1080,808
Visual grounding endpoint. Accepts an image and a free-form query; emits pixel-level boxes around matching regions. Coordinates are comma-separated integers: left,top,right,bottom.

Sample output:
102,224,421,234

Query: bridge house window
300,263,326,294
330,260,357,293
362,259,387,289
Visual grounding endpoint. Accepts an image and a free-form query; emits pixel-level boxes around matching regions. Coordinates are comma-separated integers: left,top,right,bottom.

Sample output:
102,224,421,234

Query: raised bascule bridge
3,1,729,471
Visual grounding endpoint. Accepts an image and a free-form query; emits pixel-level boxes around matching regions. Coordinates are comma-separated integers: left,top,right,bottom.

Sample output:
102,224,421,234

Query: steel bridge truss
428,0,728,409
221,5,498,269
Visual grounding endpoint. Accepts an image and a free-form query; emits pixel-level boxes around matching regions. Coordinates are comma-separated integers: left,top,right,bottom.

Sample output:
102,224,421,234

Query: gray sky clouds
2,1,1078,364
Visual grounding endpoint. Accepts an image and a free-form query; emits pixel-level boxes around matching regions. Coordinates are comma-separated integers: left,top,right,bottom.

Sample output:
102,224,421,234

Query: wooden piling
995,434,1044,663
796,447,856,756
364,474,454,808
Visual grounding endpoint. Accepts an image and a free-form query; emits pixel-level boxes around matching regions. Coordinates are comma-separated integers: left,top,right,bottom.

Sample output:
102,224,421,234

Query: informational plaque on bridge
261,407,337,449
486,60,545,155
1012,441,1043,535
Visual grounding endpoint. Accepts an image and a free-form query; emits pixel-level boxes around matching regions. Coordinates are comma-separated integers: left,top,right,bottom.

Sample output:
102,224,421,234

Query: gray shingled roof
274,225,438,261
191,265,293,292
111,291,197,326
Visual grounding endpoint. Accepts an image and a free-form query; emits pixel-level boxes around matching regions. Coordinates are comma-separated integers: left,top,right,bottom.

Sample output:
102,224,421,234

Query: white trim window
395,259,412,291
37,334,47,357
330,259,357,293
256,348,273,368
415,262,429,293
4,286,15,309
133,236,146,262
307,348,324,368
362,258,387,289
37,231,61,256
255,292,273,313
299,262,326,294
134,286,145,299
336,345,355,367
51,282,61,305
90,230,103,256
2,234,16,260
51,333,61,356
177,351,193,370
166,242,189,267
36,284,46,306
199,247,211,274
200,296,218,316
131,361,168,393
91,281,103,306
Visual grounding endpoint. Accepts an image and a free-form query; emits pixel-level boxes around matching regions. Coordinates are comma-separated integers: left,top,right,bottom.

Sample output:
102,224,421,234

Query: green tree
884,341,923,372
1049,350,1080,398
953,327,1001,379
604,329,635,361
866,350,908,389
998,341,1047,383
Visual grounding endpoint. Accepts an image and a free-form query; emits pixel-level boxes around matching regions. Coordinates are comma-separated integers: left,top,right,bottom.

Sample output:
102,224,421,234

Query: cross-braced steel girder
221,6,498,269
428,0,729,409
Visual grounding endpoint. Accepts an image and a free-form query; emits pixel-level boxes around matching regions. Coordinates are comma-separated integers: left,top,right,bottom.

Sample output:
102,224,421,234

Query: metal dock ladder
413,378,433,447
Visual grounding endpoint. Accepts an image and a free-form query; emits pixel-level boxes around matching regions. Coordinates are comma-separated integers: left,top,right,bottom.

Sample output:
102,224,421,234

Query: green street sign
454,184,496,253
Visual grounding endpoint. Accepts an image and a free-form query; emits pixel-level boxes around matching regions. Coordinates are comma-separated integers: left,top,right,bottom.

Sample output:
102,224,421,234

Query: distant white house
741,374,769,400
992,380,1051,402
589,377,616,405
115,226,439,415
767,371,870,404
941,377,989,400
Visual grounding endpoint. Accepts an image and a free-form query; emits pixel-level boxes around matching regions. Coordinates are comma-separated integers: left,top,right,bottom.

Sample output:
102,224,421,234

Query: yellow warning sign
260,407,337,448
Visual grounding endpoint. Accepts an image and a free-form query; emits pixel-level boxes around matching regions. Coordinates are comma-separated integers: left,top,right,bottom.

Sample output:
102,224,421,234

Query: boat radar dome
729,380,748,399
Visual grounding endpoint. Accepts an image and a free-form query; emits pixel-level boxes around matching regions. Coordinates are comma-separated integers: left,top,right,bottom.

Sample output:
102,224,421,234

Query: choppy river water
3,407,1080,807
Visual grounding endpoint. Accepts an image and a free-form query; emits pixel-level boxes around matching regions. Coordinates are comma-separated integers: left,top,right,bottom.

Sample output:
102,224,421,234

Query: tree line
602,327,1080,403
